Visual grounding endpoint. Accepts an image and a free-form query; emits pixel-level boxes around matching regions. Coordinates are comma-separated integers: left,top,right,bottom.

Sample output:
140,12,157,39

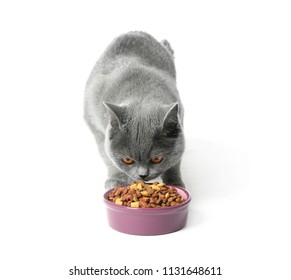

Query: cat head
103,101,185,182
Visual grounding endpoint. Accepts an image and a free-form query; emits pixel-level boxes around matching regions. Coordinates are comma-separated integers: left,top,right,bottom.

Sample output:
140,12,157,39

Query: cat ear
162,102,182,138
103,102,124,127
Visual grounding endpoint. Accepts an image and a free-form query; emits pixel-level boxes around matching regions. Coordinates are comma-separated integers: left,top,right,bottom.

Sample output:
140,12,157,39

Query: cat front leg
91,130,132,189
161,160,185,188
105,166,133,190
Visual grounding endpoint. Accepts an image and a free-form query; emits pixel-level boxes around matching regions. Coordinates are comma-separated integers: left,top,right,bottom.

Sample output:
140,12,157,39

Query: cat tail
160,39,174,59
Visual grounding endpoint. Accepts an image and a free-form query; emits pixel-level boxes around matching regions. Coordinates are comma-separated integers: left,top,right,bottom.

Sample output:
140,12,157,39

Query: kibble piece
168,197,174,203
151,185,160,191
156,197,162,205
139,201,148,208
141,196,150,203
115,198,123,205
136,182,143,190
140,190,149,196
130,201,140,208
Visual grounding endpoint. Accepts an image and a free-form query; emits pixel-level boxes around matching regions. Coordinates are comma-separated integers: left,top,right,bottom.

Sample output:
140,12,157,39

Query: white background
1,1,290,279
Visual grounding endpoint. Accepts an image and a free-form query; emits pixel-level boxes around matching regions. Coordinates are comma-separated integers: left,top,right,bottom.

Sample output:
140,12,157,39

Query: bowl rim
103,185,191,211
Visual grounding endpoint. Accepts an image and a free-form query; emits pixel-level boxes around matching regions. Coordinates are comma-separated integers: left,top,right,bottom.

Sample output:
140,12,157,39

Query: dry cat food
108,181,185,208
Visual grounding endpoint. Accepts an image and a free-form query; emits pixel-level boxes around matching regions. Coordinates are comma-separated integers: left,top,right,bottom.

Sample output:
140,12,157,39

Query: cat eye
122,158,135,165
150,156,163,164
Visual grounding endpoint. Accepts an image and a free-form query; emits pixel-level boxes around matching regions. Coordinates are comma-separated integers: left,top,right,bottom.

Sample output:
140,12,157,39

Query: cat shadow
181,138,250,228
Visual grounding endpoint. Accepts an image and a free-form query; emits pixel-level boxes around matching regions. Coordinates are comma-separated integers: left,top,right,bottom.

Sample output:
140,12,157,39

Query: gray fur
84,31,185,189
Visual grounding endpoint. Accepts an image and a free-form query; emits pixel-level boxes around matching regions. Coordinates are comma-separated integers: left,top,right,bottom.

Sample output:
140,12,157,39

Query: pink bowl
103,186,191,235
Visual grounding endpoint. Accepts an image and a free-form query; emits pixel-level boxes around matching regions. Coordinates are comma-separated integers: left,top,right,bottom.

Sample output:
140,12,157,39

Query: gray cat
84,31,185,189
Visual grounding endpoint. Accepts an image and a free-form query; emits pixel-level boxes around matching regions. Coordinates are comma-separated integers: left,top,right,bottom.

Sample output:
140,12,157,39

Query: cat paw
170,181,185,188
162,179,185,188
105,178,131,190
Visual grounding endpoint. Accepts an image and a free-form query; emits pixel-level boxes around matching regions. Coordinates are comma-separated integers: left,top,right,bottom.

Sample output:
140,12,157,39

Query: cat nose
139,174,148,180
